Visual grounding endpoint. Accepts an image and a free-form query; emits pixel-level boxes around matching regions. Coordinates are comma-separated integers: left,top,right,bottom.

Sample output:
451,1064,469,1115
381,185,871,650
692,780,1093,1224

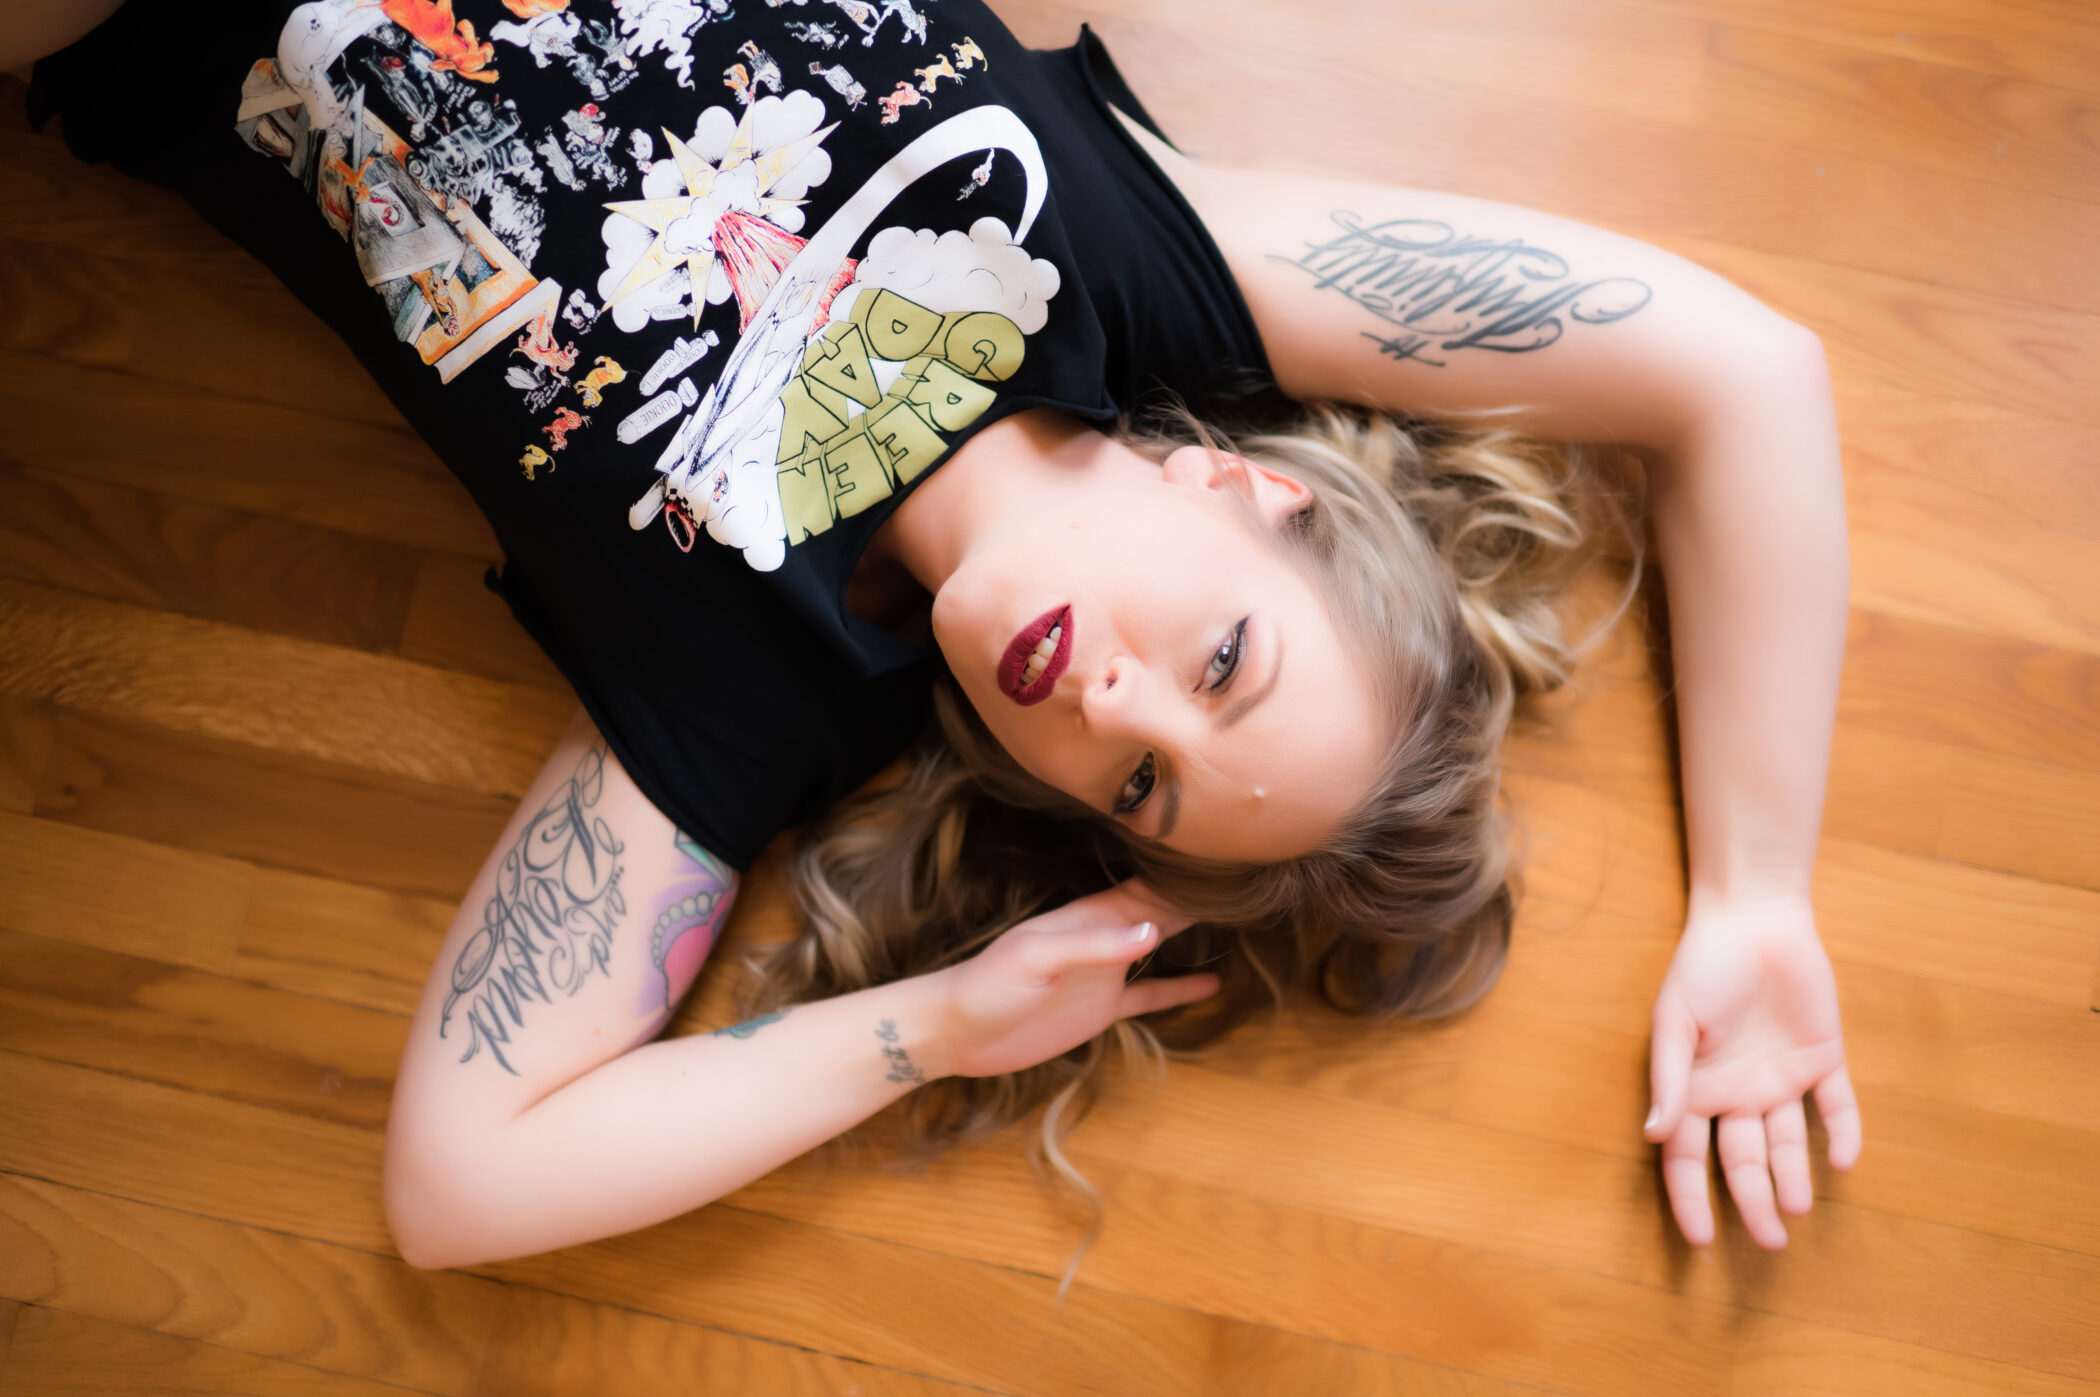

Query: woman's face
931,443,1384,862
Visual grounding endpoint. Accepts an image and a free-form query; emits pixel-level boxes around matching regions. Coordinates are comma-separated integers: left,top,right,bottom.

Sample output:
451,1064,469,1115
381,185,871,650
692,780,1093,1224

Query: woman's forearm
384,970,954,1269
1647,329,1850,910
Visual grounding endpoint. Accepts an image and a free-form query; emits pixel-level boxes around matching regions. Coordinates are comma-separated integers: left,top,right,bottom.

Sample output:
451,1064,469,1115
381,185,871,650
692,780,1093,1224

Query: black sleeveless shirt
31,0,1273,867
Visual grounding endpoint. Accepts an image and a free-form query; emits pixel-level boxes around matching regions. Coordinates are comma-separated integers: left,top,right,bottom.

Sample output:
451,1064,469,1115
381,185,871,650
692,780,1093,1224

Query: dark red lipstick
997,605,1073,707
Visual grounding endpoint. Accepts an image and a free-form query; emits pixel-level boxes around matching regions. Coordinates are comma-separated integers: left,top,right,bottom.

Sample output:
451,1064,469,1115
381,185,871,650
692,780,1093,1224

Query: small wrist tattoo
874,1018,927,1085
712,1008,787,1039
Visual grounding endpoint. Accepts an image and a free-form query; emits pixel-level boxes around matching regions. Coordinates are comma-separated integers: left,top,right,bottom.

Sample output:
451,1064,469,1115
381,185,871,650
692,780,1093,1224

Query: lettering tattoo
440,744,626,1074
875,1018,926,1085
643,832,739,1016
712,1009,788,1039
1274,212,1652,367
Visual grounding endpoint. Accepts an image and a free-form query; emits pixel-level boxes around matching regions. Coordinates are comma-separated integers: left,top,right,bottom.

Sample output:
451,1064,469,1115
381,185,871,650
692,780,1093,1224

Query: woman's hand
932,883,1222,1080
1643,893,1863,1250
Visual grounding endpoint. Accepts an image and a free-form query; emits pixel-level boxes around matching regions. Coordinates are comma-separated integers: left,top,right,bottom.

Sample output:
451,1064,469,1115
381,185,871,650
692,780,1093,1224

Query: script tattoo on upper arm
1273,212,1652,367
441,743,626,1073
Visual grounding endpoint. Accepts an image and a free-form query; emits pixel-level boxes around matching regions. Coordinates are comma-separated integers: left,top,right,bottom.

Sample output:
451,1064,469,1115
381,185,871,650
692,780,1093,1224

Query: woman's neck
867,408,1129,597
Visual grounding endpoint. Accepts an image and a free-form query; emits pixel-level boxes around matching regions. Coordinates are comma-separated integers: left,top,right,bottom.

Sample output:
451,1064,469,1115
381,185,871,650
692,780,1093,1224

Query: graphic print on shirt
234,4,1062,575
236,4,561,379
611,99,1057,571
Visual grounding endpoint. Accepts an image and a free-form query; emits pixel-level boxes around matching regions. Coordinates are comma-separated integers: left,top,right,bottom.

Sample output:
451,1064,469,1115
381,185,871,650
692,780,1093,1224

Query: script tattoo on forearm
440,743,626,1073
875,1019,927,1085
1273,211,1652,367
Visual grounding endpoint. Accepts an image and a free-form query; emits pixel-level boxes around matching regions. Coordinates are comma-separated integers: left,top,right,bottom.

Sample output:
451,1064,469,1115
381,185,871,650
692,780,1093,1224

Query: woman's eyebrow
1219,631,1284,729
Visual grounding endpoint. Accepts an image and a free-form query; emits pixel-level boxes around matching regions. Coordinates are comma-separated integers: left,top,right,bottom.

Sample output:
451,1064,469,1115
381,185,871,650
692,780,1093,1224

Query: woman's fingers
1813,1063,1864,1171
1717,1113,1787,1250
1645,990,1698,1143
1660,1112,1715,1247
1023,921,1159,978
1765,1099,1814,1217
1119,972,1223,1018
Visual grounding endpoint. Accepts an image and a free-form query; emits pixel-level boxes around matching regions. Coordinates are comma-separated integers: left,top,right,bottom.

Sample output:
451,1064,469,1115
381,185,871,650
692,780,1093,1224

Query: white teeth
1016,623,1061,690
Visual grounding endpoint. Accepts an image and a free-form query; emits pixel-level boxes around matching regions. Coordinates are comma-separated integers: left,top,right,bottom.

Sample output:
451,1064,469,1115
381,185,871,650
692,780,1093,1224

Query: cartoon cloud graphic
629,104,1049,572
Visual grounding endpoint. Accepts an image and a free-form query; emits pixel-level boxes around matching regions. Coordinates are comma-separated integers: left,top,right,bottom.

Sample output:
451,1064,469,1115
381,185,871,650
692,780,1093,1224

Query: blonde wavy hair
735,399,1646,1295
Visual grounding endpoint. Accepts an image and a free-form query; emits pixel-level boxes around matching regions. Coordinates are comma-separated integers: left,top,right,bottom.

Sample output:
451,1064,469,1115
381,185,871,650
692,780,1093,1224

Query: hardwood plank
480,1284,995,1397
1200,1317,1552,1397
0,1300,16,1380
1846,461,2100,658
1823,723,1952,859
1732,1311,2100,1397
0,238,398,425
0,577,570,799
0,125,271,265
0,809,251,973
0,928,403,1131
1023,2,2100,203
0,352,496,559
236,865,449,1017
1444,997,2100,1256
1500,586,1678,808
1831,710,2100,894
0,809,445,1014
1935,750,2100,892
1109,1064,2100,1380
482,1203,1217,1397
0,463,419,655
24,707,512,903
1833,384,2100,544
1498,886,2100,1136
1807,838,2100,1006
1837,610,2100,772
0,1175,498,1397
1664,237,2100,429
1691,21,2100,201
1612,0,2100,95
398,551,570,694
0,1051,390,1255
0,698,49,817
1,1053,1203,1397
732,1142,1736,1397
1507,773,2100,1012
0,1305,423,1397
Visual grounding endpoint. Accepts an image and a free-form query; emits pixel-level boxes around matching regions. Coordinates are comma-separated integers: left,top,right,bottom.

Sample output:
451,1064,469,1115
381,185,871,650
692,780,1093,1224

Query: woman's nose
1078,655,1145,735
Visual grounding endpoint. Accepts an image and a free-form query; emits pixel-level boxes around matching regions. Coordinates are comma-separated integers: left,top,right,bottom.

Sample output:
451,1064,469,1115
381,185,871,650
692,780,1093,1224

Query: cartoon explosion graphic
601,101,837,331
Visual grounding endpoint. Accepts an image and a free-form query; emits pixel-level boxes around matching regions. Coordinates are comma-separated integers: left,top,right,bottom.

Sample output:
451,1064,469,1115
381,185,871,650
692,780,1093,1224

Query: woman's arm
385,709,1216,1269
1,0,124,74
1147,131,1859,1248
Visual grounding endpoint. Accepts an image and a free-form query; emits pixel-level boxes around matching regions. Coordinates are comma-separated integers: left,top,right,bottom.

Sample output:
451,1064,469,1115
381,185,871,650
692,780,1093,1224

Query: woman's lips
997,605,1073,707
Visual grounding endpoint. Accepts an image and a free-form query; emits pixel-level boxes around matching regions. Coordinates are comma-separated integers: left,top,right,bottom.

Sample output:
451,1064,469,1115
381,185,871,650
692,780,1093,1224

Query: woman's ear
1161,444,1313,523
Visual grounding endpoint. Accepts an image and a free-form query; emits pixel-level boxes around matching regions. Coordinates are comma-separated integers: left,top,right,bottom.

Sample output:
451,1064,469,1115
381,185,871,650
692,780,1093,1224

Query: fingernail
1128,921,1154,943
1643,1106,1660,1132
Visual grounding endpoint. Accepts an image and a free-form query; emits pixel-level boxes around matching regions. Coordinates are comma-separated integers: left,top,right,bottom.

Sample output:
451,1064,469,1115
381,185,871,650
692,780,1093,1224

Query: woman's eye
1114,752,1156,814
1205,618,1250,692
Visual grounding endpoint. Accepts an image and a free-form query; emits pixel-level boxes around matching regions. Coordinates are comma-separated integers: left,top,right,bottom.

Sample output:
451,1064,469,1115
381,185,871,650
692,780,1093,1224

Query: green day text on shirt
231,0,1060,571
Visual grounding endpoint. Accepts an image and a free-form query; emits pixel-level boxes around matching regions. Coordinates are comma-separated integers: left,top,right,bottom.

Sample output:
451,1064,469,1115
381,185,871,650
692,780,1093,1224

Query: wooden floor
3,0,2097,1392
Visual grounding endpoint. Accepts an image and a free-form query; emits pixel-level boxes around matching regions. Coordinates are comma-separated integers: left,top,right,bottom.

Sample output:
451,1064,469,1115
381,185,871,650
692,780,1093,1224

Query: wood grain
4,0,2097,1388
0,1305,441,1397
0,1176,499,1397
